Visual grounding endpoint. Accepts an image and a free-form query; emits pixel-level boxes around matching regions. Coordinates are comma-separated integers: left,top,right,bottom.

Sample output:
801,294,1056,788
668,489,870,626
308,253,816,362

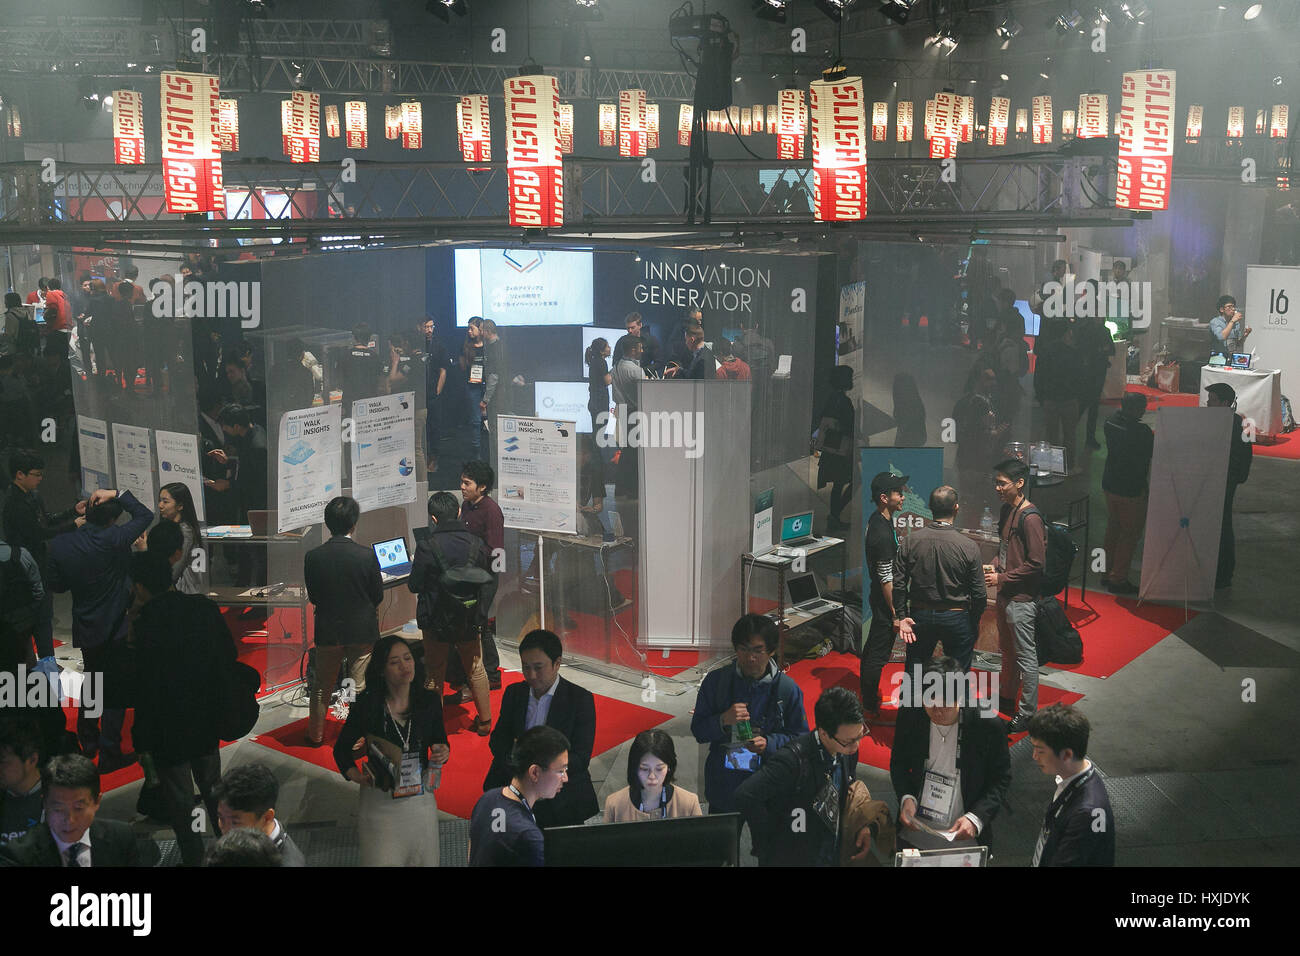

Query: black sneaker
1005,715,1032,736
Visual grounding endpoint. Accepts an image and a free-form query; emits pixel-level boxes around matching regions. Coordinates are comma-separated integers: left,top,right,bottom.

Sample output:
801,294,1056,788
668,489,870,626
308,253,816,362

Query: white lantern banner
1185,104,1203,143
345,100,368,148
987,96,1009,146
752,104,765,134
325,104,340,138
678,104,693,146
505,74,563,229
1272,104,1289,139
1255,109,1266,135
288,90,320,163
896,100,913,142
929,92,958,159
958,94,975,143
401,101,422,149
599,102,616,147
218,98,239,152
619,89,647,157
1015,108,1029,135
740,107,753,136
458,94,490,162
924,98,935,140
281,99,292,154
871,101,888,142
647,103,659,148
112,89,145,164
1116,69,1175,212
809,74,867,221
1061,110,1076,137
1032,95,1053,144
384,105,401,140
1078,93,1109,138
778,89,805,160
161,71,224,214
1227,105,1244,138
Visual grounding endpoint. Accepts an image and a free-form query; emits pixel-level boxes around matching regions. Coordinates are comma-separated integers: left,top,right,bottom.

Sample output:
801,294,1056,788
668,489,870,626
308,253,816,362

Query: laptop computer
373,536,412,580
1230,352,1252,370
1029,444,1067,478
779,511,818,549
785,574,842,615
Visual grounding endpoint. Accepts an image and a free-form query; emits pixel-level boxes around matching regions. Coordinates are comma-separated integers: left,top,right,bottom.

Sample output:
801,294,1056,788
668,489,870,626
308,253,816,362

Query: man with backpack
0,529,43,675
984,459,1047,735
2,292,39,359
408,491,495,736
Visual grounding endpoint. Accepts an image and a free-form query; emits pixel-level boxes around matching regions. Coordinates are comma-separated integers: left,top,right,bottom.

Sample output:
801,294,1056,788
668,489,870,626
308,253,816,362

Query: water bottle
980,507,995,535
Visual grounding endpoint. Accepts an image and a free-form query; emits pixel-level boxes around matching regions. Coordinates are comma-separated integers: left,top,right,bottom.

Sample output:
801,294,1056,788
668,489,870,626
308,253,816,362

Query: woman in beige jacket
604,730,704,823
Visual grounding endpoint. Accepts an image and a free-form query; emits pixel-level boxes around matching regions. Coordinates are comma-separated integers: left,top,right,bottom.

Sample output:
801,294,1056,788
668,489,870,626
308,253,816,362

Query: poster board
155,429,206,521
496,415,578,533
76,415,113,496
111,423,155,511
1244,264,1299,387
351,391,417,512
276,405,342,533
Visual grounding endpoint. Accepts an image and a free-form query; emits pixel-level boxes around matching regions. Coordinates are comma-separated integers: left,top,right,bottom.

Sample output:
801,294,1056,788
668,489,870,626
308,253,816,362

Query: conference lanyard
508,784,536,822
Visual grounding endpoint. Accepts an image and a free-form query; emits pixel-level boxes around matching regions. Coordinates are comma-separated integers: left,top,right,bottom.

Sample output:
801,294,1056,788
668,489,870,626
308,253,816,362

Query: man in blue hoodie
691,614,808,814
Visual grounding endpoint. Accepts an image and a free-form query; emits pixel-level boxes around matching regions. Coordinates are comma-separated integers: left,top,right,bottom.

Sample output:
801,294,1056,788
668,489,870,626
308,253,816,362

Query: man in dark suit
214,764,305,867
1028,703,1114,866
734,687,874,866
483,629,597,828
303,496,382,746
46,488,154,771
890,657,1011,851
0,754,153,866
128,551,235,866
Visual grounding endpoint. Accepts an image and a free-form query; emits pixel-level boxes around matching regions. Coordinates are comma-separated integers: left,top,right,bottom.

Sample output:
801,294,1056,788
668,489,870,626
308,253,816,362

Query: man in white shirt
1027,703,1114,866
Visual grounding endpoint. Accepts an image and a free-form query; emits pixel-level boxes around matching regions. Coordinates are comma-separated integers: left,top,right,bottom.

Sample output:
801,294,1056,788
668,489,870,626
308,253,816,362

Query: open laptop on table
373,536,412,582
1029,444,1067,479
784,573,843,616
778,510,819,550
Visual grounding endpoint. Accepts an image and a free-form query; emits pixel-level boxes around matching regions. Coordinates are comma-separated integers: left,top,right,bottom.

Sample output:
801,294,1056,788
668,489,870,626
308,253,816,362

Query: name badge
918,770,958,828
469,363,484,384
393,753,424,799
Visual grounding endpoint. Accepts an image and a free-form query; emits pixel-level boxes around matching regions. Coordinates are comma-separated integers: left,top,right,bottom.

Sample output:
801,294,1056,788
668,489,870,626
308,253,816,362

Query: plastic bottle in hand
980,507,995,535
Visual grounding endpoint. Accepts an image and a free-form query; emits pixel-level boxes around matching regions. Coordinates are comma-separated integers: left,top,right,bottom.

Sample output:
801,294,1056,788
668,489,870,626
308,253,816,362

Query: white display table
1199,365,1284,434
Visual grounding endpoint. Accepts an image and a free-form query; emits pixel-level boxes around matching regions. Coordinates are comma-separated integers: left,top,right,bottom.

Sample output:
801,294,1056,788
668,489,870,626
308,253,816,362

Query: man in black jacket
214,403,268,585
0,754,154,866
214,764,305,867
483,629,597,827
891,657,1011,851
128,551,235,866
734,686,874,866
1102,392,1154,594
1027,703,1114,866
408,491,494,733
3,450,86,661
303,496,383,746
1206,383,1253,589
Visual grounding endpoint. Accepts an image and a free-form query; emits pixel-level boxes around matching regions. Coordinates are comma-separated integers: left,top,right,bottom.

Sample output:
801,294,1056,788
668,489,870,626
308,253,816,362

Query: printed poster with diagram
277,404,341,534
76,415,113,496
497,415,578,534
111,422,155,511
351,390,416,512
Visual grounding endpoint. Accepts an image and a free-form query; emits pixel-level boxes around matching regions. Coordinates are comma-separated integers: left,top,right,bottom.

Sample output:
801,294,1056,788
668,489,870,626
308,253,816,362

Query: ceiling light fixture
1244,3,1264,19
996,16,1023,39
879,0,918,25
754,0,788,24
1054,9,1084,33
814,0,858,24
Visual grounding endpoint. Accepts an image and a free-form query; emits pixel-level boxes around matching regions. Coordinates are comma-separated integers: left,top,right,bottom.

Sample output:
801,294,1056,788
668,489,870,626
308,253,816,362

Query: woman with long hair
334,635,449,866
462,317,487,459
603,729,703,822
158,481,205,594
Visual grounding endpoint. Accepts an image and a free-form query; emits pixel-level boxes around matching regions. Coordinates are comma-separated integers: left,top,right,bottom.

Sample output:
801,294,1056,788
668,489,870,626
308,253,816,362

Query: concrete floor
31,340,1300,866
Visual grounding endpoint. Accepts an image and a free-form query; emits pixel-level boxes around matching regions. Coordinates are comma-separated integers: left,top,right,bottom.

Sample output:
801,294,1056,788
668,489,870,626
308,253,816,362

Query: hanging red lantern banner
1077,93,1109,138
345,101,368,148
384,105,401,140
599,103,616,147
809,72,867,221
401,101,422,149
281,99,291,154
505,73,563,229
1032,95,1053,144
678,104,693,146
896,101,913,141
1272,104,1289,138
987,96,1010,146
325,104,340,138
1185,104,1202,143
619,89,647,157
217,98,239,151
1227,105,1244,139
459,95,490,161
929,92,958,159
1116,69,1175,212
161,70,224,214
288,90,320,163
112,89,145,164
777,89,805,159
871,101,888,142
646,103,659,148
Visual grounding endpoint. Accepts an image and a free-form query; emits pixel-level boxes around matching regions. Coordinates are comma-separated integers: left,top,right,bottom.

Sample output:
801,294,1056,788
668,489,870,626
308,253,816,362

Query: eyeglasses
736,644,770,657
832,729,869,747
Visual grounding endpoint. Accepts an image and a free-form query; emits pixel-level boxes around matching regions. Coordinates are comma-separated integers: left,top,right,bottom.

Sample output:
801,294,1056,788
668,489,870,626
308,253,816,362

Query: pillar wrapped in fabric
218,98,239,151
1077,93,1109,138
619,88,647,157
161,70,224,214
288,90,320,163
678,104,693,146
505,73,563,228
1061,109,1076,137
459,94,490,161
1116,69,1175,212
1032,95,1053,144
401,101,422,149
1271,104,1289,139
778,89,805,159
871,101,888,141
646,103,659,148
345,100,368,148
281,99,291,154
929,91,958,159
1227,105,1244,139
809,72,867,221
987,96,1009,145
896,100,913,141
325,104,340,138
559,102,575,153
112,89,145,163
1185,104,1202,143
599,102,616,146
384,104,401,140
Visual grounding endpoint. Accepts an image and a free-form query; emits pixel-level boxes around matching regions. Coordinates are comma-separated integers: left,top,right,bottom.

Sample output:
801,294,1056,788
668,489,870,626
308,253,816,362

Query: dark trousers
1217,480,1239,586
860,600,896,709
828,478,852,522
34,590,55,659
76,642,126,757
156,751,222,866
448,618,500,684
904,609,978,672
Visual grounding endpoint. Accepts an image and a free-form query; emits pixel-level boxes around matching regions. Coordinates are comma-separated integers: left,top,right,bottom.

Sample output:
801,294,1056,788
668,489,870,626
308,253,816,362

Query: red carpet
783,653,1083,770
551,569,700,677
1252,432,1300,460
223,606,313,697
1057,591,1196,679
1101,384,1199,408
250,670,671,819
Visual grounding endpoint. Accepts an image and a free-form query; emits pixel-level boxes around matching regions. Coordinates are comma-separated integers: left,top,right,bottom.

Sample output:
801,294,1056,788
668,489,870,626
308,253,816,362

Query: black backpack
1013,505,1079,598
0,542,40,640
215,660,262,741
1035,595,1083,666
425,533,495,639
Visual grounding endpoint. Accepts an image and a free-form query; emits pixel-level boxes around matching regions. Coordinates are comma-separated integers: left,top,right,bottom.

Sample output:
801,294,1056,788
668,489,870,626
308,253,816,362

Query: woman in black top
815,365,856,533
584,337,612,506
335,635,450,866
462,317,488,459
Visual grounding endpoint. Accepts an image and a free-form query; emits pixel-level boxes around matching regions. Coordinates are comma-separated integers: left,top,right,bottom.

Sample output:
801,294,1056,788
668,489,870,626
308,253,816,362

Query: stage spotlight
929,25,959,54
814,0,858,24
996,15,1022,39
1091,6,1110,24
571,0,603,22
1274,74,1284,86
1120,3,1150,21
1039,58,1052,79
1244,3,1263,19
879,0,918,25
754,0,788,24
102,94,114,112
427,0,468,23
1000,72,1010,81
1054,9,1084,33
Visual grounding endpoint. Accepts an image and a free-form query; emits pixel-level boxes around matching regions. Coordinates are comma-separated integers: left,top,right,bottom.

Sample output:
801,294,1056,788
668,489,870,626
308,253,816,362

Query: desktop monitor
780,511,815,544
544,813,742,867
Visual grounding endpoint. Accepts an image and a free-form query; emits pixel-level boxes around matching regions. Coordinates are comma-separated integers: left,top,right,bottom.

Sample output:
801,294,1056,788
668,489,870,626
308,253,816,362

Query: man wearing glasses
691,614,808,816
735,687,874,866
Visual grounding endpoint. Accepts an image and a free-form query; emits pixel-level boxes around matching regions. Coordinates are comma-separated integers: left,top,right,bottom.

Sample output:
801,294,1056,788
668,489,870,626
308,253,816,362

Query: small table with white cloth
1198,365,1284,435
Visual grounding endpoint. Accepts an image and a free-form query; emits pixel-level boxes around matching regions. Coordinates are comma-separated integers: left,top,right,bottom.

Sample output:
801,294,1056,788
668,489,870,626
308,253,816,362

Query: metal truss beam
0,19,379,58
